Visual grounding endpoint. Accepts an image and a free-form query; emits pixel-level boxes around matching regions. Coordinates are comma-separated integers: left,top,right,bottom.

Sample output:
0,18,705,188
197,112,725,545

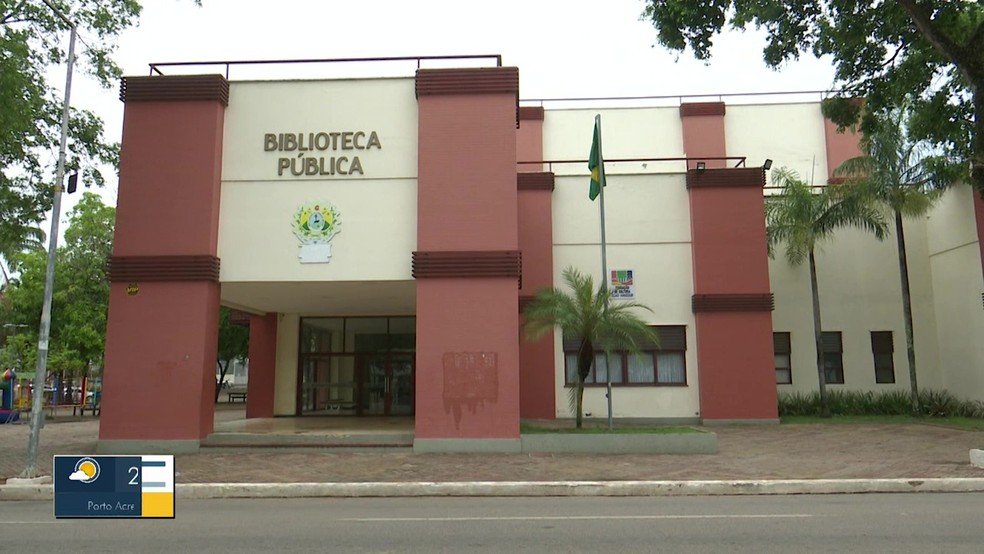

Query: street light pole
22,1,76,479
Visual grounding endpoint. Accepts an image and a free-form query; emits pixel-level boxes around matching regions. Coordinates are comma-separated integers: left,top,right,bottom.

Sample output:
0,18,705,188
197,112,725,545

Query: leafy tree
0,0,199,278
215,307,249,402
523,266,658,428
766,168,888,416
1,191,113,378
0,326,31,371
835,110,963,413
640,1,984,196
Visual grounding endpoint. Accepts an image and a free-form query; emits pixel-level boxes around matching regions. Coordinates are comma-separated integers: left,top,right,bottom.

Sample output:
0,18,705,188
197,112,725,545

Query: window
774,332,792,384
821,331,844,384
563,326,687,386
871,331,895,384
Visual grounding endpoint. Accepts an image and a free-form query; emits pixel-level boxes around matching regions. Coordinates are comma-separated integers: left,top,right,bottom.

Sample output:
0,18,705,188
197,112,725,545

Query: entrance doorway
359,353,414,416
297,316,414,416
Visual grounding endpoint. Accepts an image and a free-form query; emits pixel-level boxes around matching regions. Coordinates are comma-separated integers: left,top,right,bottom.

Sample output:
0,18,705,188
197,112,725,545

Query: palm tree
0,178,47,288
835,111,962,414
523,266,658,428
766,168,888,417
0,228,44,290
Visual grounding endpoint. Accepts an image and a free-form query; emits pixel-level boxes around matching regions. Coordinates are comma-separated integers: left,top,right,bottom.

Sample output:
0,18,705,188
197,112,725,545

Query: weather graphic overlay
69,458,101,483
54,455,174,518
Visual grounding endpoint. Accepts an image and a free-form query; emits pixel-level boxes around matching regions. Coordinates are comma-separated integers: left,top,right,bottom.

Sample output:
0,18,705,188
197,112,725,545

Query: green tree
835,111,963,413
215,307,249,402
523,267,658,429
640,1,984,196
0,189,44,288
0,0,199,277
766,168,888,416
1,191,114,378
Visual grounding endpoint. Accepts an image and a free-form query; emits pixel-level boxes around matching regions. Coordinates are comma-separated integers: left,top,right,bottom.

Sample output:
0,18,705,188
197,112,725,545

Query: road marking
342,514,816,522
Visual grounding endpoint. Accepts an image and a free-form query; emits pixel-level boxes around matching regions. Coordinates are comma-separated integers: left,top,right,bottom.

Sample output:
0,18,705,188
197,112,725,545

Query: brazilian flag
588,119,605,200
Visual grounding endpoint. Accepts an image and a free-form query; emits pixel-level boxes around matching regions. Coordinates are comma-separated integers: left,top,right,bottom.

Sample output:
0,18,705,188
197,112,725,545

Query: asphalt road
1,493,982,553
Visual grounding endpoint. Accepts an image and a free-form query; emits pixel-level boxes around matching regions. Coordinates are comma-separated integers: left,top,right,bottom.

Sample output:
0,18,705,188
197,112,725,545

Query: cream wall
218,179,416,282
222,78,417,182
770,219,942,394
218,78,417,284
273,313,300,416
543,107,686,175
551,173,699,419
725,103,828,186
926,185,984,400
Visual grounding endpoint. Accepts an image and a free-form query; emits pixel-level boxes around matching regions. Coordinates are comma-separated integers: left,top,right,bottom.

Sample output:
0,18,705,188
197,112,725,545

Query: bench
227,391,247,403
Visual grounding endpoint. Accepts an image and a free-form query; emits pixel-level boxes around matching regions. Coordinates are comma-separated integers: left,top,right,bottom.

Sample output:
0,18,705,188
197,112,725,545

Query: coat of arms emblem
291,201,341,263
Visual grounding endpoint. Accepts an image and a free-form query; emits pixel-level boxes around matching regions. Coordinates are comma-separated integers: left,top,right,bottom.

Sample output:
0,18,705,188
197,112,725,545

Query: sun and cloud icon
68,457,100,483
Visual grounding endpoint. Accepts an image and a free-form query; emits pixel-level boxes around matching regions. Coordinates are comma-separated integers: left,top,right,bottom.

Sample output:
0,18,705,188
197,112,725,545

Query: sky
58,0,839,217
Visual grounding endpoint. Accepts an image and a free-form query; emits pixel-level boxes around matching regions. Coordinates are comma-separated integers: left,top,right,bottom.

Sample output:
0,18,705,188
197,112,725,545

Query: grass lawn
520,423,701,434
781,414,984,431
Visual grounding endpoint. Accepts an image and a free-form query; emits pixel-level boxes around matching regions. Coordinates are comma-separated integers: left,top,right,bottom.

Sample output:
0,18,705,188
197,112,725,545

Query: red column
246,313,278,419
516,106,556,419
680,102,727,169
687,168,778,422
517,106,544,173
413,67,522,451
99,75,228,453
823,117,864,184
518,173,556,419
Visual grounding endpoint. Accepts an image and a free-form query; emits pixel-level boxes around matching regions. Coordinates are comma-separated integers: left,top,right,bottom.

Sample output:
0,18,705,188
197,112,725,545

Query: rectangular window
563,326,686,386
656,352,686,384
871,331,895,384
821,331,844,384
627,353,654,383
774,332,792,384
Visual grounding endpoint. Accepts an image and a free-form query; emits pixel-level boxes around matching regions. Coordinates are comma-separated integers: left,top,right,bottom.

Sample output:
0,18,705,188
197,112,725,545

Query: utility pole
22,0,76,479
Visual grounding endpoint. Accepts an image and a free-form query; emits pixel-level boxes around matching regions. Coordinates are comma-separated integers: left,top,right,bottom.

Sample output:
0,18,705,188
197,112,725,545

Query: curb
3,478,984,501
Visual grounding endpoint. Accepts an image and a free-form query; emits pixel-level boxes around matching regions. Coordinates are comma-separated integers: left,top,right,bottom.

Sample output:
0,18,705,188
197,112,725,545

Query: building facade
97,61,984,454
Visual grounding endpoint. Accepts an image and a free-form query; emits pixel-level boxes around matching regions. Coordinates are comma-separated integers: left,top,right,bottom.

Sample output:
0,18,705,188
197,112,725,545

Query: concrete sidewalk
2,407,982,498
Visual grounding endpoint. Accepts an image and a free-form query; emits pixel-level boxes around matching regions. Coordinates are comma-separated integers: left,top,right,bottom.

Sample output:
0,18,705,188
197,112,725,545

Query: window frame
774,332,792,385
563,326,687,387
871,331,895,384
821,331,844,385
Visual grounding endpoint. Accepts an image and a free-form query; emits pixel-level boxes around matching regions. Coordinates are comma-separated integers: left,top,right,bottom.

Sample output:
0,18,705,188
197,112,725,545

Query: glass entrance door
298,317,415,416
300,356,331,414
388,354,414,416
360,354,387,416
358,353,414,416
299,355,358,415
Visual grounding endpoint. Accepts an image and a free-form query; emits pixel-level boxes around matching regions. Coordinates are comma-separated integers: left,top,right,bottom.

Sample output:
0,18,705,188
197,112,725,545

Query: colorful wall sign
611,269,636,300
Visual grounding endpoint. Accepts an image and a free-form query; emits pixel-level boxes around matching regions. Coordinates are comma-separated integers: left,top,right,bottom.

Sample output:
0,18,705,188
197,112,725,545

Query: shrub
777,390,821,416
920,389,984,418
778,389,984,419
872,390,911,415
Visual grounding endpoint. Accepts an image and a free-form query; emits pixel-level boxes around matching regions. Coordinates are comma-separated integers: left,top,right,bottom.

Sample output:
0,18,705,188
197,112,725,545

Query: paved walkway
2,407,982,484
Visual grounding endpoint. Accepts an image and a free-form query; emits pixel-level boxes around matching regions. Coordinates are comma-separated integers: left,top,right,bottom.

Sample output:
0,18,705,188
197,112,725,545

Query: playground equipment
0,370,100,422
1,368,21,424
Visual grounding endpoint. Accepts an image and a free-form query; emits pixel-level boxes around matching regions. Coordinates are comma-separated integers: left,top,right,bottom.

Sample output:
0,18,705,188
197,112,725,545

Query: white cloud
68,470,89,481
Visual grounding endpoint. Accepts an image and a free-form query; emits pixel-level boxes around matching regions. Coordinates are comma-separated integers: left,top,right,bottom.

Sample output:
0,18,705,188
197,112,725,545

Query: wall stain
442,352,498,429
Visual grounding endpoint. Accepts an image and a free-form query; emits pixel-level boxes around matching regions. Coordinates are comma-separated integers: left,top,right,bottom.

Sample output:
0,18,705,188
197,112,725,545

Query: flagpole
595,114,613,430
